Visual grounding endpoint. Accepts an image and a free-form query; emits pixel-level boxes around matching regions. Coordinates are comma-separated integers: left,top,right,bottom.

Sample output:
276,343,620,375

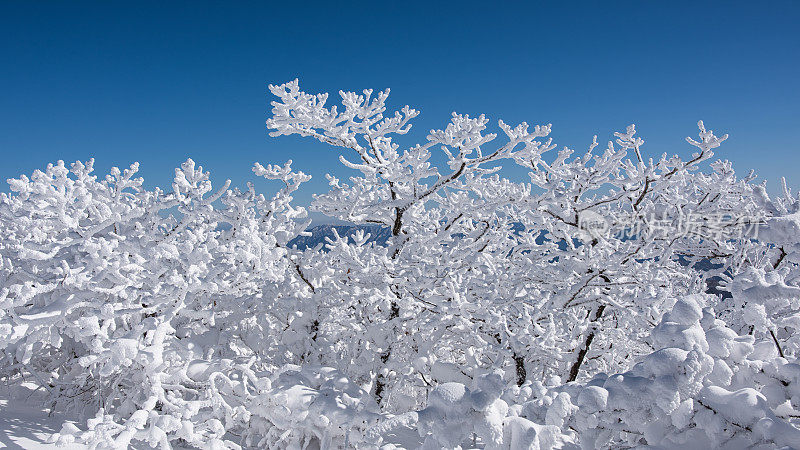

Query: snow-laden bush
53,363,382,449
510,294,800,448
402,294,800,448
265,80,766,409
1,79,799,448
0,158,338,448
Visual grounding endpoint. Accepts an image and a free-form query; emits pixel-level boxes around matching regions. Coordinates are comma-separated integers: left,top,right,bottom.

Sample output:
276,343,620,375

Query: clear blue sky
1,1,798,222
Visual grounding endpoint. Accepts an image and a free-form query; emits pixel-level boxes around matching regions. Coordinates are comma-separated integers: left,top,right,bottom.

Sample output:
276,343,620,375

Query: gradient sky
1,1,798,222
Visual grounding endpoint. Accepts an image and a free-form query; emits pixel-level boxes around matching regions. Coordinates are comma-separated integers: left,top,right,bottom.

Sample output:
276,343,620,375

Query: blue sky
1,1,798,222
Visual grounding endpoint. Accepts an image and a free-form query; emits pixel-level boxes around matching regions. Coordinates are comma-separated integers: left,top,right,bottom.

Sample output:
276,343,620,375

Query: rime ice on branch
0,79,797,448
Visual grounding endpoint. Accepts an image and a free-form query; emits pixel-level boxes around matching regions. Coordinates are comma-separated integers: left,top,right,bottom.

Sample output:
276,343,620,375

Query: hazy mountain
289,224,392,250
290,223,731,298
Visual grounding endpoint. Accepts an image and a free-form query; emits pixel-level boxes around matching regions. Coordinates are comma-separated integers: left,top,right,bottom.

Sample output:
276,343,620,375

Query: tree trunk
513,353,527,386
770,328,785,358
374,302,400,405
567,304,605,382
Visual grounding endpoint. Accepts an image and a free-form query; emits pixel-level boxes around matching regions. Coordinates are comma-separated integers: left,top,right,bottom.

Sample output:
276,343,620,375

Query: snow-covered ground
0,385,83,449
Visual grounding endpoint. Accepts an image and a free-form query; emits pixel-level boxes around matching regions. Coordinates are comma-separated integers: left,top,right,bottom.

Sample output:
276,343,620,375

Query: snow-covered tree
265,80,765,410
0,78,797,448
0,158,328,448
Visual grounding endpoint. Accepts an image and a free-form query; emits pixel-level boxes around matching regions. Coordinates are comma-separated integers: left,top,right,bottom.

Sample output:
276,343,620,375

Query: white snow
0,385,85,449
2,80,800,448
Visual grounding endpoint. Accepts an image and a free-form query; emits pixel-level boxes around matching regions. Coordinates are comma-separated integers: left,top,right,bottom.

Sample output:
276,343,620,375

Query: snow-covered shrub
265,80,766,410
518,294,800,448
414,373,572,449
353,294,800,448
1,79,799,448
0,158,334,448
716,183,800,362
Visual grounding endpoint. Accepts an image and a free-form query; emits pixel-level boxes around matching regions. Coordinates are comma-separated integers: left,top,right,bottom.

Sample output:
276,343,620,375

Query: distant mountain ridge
289,223,730,298
288,224,392,250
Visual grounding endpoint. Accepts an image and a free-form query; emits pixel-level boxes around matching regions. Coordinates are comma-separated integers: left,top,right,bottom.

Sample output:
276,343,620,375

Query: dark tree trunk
513,353,527,386
770,328,785,358
374,349,391,405
375,301,401,405
567,304,606,382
